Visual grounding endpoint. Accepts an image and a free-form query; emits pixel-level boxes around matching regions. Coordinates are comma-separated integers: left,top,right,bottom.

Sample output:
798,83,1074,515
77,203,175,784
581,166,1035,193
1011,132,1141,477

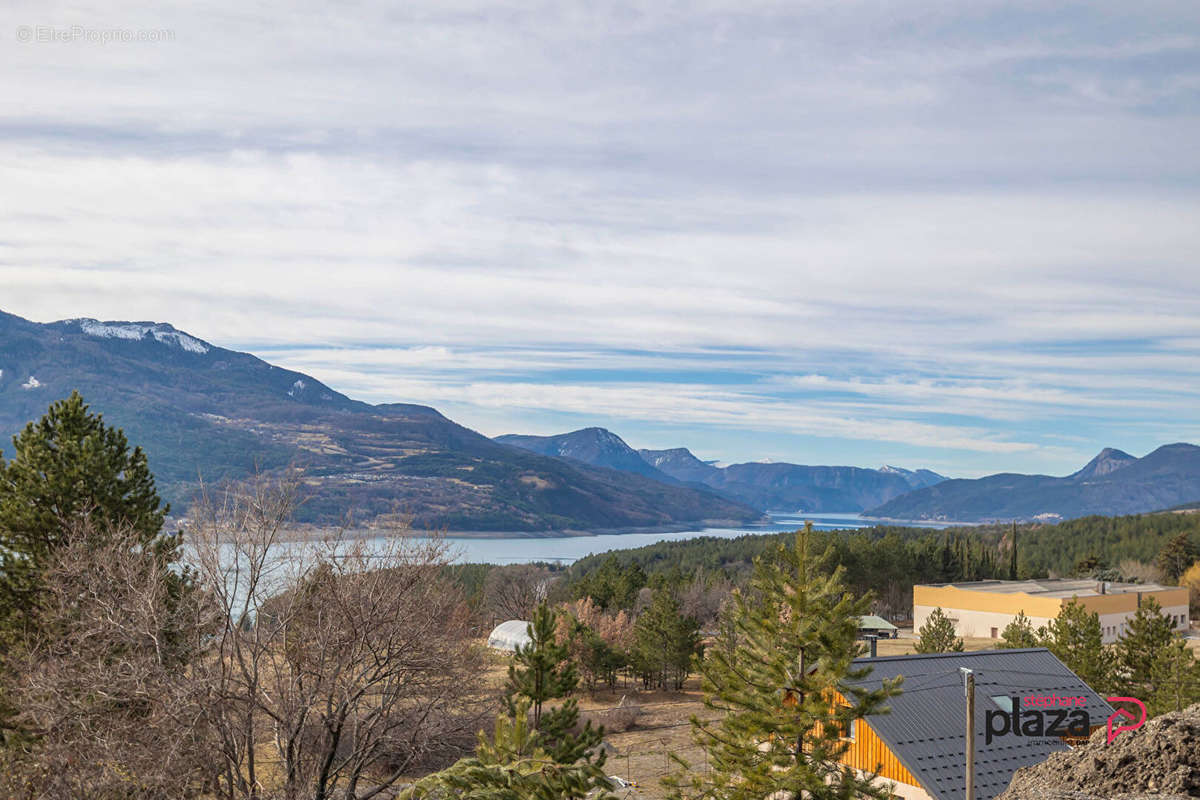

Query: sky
3,1,1200,478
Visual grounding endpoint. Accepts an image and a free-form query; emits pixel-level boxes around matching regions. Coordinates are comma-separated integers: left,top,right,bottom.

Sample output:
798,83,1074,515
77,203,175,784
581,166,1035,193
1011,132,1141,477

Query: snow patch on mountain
76,319,210,354
288,379,307,397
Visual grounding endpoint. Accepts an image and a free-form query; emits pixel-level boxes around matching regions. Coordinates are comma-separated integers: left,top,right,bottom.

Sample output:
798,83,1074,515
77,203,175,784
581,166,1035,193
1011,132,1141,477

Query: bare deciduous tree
187,476,489,800
0,520,216,800
481,564,557,623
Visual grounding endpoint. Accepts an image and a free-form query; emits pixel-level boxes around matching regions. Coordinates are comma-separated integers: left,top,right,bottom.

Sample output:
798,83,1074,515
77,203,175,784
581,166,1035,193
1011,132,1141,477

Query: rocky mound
998,704,1200,800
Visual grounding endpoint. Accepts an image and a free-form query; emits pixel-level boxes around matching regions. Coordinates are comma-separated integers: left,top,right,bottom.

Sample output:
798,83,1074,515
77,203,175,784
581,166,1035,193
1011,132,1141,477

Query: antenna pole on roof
962,667,976,800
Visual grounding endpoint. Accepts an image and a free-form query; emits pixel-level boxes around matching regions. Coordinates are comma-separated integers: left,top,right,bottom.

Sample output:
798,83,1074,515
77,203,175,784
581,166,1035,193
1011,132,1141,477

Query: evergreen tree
0,392,173,628
1147,639,1200,716
998,610,1039,649
914,607,964,653
408,697,614,800
0,393,178,747
502,602,604,766
1115,597,1175,696
630,589,700,690
1156,532,1198,583
1040,600,1112,694
665,523,902,800
1009,523,1019,580
504,603,575,729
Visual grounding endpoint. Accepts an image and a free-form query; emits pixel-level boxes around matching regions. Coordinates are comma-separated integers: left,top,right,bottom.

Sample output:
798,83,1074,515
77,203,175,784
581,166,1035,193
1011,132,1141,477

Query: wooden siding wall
830,692,921,789
842,717,921,788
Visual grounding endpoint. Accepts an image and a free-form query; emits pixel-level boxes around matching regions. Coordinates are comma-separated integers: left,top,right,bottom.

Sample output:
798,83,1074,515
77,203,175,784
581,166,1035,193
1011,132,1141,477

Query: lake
430,512,960,564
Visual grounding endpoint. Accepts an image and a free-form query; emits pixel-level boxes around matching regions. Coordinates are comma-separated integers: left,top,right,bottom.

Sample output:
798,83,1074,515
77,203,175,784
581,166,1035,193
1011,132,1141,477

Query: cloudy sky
3,1,1200,477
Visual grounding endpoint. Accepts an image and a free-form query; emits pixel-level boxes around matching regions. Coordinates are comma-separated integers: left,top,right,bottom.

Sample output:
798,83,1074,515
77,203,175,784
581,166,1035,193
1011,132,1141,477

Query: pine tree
630,589,700,690
1040,600,1112,694
665,522,902,800
914,607,964,653
503,603,604,765
1156,532,1198,583
1147,638,1200,716
1115,597,1175,697
408,697,614,800
0,392,173,629
0,394,181,748
420,605,611,799
997,610,1038,649
504,603,575,728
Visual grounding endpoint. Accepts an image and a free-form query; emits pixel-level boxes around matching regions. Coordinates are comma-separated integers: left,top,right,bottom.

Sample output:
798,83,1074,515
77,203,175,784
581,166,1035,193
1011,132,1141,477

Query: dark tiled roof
844,648,1113,800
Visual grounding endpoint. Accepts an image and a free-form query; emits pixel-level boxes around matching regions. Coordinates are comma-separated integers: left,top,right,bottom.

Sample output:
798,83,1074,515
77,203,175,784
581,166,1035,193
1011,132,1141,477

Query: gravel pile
998,704,1200,800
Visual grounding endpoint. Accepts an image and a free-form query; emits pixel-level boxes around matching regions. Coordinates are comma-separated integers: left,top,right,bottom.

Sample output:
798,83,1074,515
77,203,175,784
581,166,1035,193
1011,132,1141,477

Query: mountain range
0,310,758,531
866,444,1200,521
497,427,946,512
5,308,1200,528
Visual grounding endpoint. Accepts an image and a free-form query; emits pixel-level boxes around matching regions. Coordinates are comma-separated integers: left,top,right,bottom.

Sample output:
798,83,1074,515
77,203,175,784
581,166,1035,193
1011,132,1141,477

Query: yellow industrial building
914,579,1190,644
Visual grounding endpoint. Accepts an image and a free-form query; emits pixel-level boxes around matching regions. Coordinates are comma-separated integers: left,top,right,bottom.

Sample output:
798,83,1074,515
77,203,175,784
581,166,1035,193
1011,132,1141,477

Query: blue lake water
433,512,960,564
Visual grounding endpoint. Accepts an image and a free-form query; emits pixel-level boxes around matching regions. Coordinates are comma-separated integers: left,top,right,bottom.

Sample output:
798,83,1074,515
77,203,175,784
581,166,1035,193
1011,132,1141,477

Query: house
914,579,1189,644
858,615,900,639
836,648,1113,800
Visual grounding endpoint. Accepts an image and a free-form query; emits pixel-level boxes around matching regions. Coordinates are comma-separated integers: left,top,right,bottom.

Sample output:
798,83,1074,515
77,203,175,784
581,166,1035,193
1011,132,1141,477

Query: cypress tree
666,522,901,800
1009,523,1019,580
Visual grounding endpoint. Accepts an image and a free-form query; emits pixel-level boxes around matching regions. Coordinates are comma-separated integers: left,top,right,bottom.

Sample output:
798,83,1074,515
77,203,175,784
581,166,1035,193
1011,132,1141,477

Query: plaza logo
984,694,1146,745
1104,696,1146,744
985,694,1089,744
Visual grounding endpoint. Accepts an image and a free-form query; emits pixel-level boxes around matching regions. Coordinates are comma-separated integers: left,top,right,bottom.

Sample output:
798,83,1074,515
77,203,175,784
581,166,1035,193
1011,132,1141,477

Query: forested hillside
548,511,1200,619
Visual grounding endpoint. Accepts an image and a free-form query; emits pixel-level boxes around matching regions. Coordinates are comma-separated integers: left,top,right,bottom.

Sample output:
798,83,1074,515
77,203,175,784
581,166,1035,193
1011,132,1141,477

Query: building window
990,695,1015,713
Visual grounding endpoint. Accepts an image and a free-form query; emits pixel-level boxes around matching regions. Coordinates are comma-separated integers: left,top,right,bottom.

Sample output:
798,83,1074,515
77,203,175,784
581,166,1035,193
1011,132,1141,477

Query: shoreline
264,516,774,542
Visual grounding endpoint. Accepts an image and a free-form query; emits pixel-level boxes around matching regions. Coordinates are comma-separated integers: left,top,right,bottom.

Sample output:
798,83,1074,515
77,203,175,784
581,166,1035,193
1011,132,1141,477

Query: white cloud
2,0,1199,474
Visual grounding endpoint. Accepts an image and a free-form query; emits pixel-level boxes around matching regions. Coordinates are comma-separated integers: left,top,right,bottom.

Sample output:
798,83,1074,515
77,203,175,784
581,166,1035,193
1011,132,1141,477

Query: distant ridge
495,428,677,483
0,309,760,531
1070,447,1136,480
868,443,1200,522
501,430,947,512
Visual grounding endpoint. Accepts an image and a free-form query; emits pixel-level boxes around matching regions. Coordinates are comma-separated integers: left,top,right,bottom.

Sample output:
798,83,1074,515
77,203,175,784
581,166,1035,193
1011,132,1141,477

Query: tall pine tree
1115,597,1175,697
1040,600,1112,695
0,392,173,624
1147,639,1200,716
0,392,176,747
418,603,612,799
666,522,901,800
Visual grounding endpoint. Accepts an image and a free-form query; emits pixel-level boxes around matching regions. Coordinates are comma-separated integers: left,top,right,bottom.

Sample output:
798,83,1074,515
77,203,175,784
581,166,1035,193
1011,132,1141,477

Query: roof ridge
854,647,1048,664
